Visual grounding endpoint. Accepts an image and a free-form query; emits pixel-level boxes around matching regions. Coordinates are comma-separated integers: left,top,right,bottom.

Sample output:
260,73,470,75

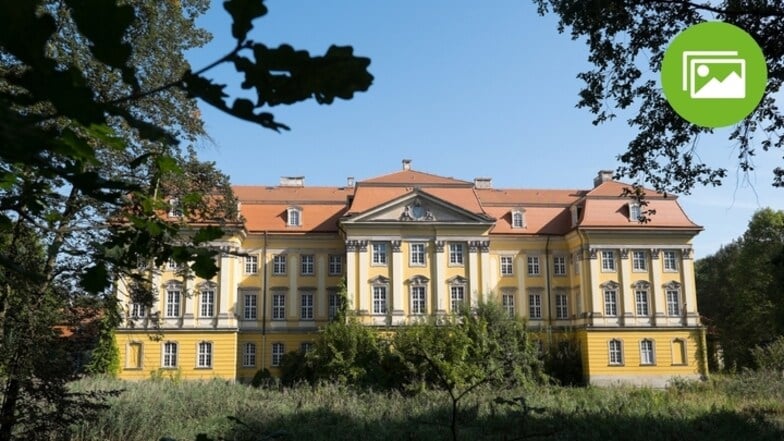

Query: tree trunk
0,376,21,441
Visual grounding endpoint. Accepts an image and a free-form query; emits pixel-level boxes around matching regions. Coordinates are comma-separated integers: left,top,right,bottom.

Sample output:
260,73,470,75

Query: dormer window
287,207,302,227
168,198,183,218
511,209,525,229
628,202,641,222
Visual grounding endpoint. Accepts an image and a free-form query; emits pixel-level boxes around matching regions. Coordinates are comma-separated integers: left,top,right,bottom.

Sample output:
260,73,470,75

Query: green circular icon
661,21,767,128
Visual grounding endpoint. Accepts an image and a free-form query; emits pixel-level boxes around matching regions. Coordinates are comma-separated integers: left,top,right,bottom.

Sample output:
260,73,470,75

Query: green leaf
192,226,224,245
81,263,110,293
223,0,268,42
191,253,219,280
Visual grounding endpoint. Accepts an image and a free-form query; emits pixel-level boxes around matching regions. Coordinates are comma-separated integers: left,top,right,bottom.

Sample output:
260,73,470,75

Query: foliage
66,373,784,441
541,334,584,386
534,0,784,192
752,336,784,373
250,368,274,389
696,208,784,370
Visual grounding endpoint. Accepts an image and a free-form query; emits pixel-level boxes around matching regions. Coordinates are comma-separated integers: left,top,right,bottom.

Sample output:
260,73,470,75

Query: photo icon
682,51,746,99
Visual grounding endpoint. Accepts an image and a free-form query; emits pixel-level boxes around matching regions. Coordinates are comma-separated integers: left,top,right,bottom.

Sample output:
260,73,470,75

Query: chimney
402,159,412,170
280,176,305,187
474,177,492,189
347,176,355,188
593,170,614,187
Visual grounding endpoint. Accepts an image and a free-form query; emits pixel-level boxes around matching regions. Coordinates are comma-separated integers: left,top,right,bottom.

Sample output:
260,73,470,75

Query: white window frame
328,291,342,320
640,339,655,365
632,251,647,272
601,250,616,271
197,341,212,369
200,287,215,317
450,285,465,313
372,242,387,265
608,339,623,365
410,243,426,266
663,250,678,271
328,255,342,275
287,207,302,227
130,302,146,319
629,202,641,222
162,341,178,368
511,209,525,229
500,256,514,276
300,254,314,276
272,292,285,320
527,256,541,276
271,343,284,367
604,289,617,317
300,342,314,354
165,283,181,318
410,284,426,315
449,243,464,266
502,290,515,316
635,289,649,316
242,342,257,368
529,291,542,319
555,291,568,319
243,293,258,320
300,292,314,320
272,254,287,275
244,255,258,274
666,286,681,316
553,256,567,276
372,285,388,315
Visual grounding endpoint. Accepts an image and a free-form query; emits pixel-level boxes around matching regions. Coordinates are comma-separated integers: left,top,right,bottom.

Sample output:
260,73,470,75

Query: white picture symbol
682,51,746,99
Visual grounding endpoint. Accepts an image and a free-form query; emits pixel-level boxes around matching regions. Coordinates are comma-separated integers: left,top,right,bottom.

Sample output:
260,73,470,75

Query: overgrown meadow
68,371,784,441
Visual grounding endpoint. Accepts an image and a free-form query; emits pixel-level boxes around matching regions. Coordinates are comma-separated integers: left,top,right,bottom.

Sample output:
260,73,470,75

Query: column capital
434,240,445,253
391,240,402,253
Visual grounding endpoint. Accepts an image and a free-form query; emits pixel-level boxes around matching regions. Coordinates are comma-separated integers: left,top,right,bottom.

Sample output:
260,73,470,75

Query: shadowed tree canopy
534,0,784,194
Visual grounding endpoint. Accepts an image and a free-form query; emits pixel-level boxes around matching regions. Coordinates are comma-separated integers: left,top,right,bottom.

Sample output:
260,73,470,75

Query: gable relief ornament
399,199,435,221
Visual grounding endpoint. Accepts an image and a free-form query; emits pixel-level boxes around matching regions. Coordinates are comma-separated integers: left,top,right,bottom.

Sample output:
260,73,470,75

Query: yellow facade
115,164,707,386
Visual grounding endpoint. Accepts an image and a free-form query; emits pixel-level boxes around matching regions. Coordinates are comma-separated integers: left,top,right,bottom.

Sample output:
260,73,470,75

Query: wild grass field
68,371,784,441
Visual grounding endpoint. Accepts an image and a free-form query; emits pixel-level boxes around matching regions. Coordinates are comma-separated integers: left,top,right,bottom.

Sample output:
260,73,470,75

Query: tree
696,208,784,369
534,0,784,194
0,0,373,438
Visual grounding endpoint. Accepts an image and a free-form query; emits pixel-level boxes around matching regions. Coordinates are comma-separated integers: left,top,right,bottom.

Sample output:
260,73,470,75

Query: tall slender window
640,340,655,365
300,292,314,320
529,291,542,319
608,340,623,365
449,243,464,265
410,243,426,266
553,256,567,276
410,285,426,315
663,250,678,271
502,290,515,316
602,250,616,271
372,243,387,265
271,343,284,366
328,291,342,320
245,255,258,274
272,255,286,275
197,341,212,368
165,284,181,318
450,285,465,312
244,293,257,320
635,289,649,316
373,286,387,314
500,256,513,276
527,256,541,276
200,288,215,317
300,255,314,276
632,251,647,271
242,343,256,367
555,291,568,319
604,288,617,317
272,293,285,320
328,255,342,275
163,342,177,368
667,289,681,316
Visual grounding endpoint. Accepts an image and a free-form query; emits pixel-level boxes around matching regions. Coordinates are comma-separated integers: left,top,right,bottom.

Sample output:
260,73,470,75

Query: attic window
287,207,302,227
511,209,526,229
628,202,641,222
168,198,183,218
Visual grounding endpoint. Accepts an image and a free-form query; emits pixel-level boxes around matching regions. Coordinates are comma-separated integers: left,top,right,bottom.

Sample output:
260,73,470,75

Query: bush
251,368,275,388
751,336,784,373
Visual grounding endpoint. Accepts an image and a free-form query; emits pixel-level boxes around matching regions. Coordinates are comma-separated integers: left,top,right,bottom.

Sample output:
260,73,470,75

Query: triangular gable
342,189,494,225
360,169,472,186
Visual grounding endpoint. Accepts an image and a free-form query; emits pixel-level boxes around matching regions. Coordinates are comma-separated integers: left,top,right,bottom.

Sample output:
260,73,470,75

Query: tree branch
649,0,784,18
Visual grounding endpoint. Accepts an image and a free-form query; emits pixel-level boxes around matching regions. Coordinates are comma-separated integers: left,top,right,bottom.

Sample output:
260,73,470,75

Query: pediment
342,191,492,225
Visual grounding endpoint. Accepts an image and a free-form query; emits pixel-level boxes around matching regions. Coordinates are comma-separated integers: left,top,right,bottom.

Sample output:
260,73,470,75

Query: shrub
751,335,784,373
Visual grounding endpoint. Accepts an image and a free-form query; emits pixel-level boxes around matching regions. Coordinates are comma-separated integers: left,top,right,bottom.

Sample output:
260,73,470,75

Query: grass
66,371,784,441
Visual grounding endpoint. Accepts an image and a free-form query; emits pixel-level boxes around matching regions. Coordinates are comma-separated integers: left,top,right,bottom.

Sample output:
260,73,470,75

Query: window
242,343,256,367
450,285,465,312
511,209,525,229
372,242,387,265
373,286,387,315
163,342,178,368
608,340,623,365
300,292,314,320
635,289,649,316
629,203,641,222
272,293,285,320
410,243,426,266
556,291,568,319
197,341,212,368
553,256,567,276
130,303,146,319
527,256,540,276
601,250,616,271
640,340,655,365
328,255,342,275
529,291,542,319
301,342,313,353
500,256,514,276
244,293,257,320
410,285,426,315
666,289,680,316
449,243,464,265
127,342,143,369
328,291,342,320
245,255,258,274
167,259,179,270
271,343,284,367
502,290,515,316
200,288,215,317
287,207,301,226
165,284,181,318
663,250,678,271
272,255,287,275
168,198,183,218
604,288,617,317
301,255,314,276
632,251,647,271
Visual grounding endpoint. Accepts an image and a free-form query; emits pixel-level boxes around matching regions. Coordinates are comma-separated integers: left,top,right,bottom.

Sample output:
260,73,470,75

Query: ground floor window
272,343,284,367
608,339,623,365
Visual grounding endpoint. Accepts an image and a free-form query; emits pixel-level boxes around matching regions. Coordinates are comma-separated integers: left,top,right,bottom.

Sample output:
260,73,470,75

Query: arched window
164,281,182,318
287,206,302,226
633,281,650,316
197,341,212,368
608,339,623,365
665,281,682,316
409,275,429,315
628,202,641,222
640,339,655,365
511,208,526,229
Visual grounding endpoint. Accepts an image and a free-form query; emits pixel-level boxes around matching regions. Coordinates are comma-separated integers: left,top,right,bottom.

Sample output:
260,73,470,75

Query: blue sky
185,1,782,259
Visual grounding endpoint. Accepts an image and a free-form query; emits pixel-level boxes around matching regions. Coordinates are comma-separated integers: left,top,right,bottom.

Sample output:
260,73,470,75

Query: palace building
116,160,708,386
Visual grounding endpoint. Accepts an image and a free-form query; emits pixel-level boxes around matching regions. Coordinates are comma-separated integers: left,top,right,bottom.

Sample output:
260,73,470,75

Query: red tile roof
359,169,472,186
